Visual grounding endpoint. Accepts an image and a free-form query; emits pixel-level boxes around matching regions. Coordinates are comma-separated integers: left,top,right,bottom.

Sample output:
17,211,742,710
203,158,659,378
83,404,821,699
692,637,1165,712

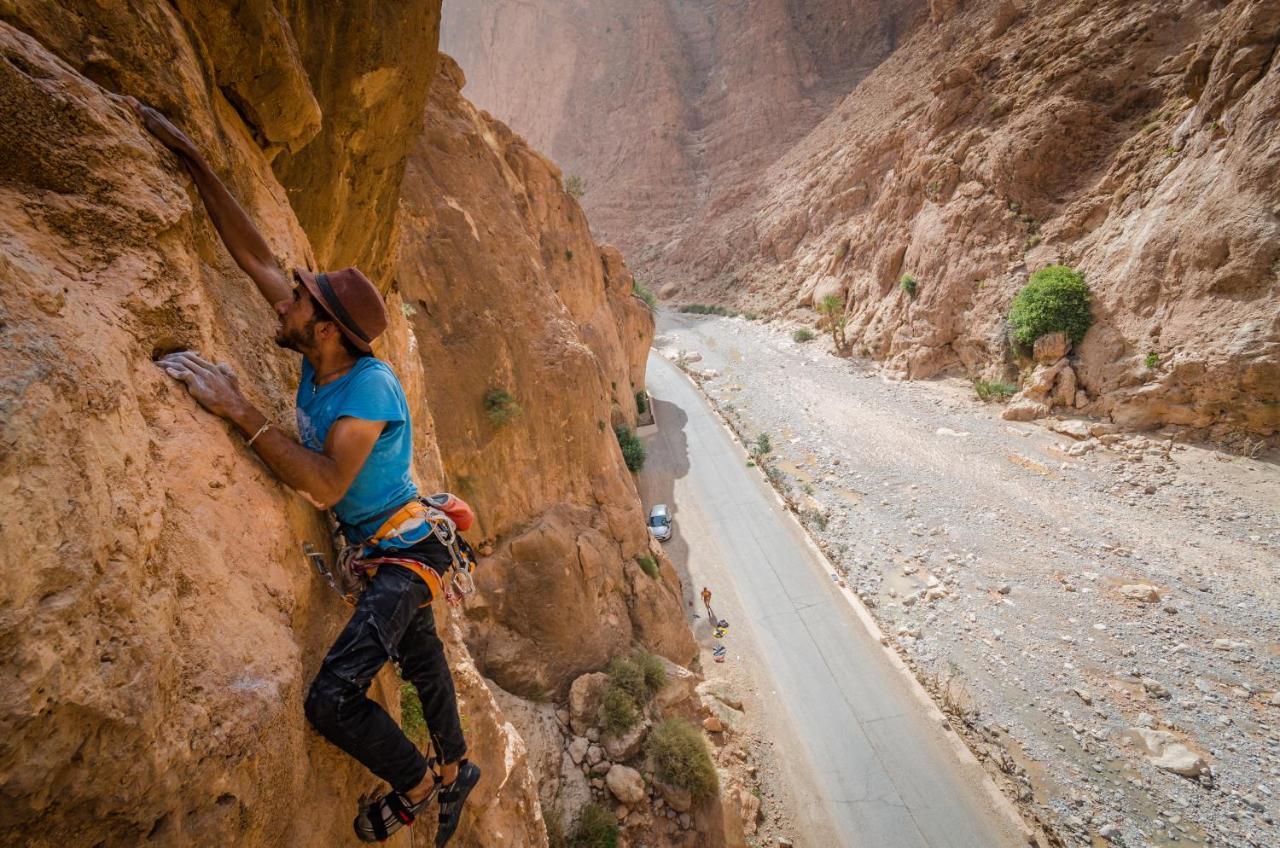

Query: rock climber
130,98,479,845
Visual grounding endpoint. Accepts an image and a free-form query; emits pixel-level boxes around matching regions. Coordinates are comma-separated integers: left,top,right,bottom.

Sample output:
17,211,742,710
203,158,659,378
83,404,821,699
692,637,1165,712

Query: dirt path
653,311,1280,848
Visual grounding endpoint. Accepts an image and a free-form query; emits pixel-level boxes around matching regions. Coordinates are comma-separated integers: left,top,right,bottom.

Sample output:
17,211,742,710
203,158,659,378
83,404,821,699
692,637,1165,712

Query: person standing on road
130,98,479,845
701,586,714,620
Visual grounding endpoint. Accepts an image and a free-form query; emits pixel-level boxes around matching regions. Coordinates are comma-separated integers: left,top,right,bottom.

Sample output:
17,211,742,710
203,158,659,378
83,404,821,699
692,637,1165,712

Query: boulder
655,778,693,813
1002,395,1051,422
653,657,700,714
605,764,647,805
1047,419,1092,440
702,715,725,733
659,282,681,299
569,672,609,734
568,736,589,766
1119,584,1161,603
1053,365,1077,408
1034,332,1071,363
603,720,649,761
1128,728,1210,777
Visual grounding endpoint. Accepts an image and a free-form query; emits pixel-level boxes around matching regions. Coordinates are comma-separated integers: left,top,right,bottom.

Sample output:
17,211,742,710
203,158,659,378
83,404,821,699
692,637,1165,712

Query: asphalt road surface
639,353,1025,848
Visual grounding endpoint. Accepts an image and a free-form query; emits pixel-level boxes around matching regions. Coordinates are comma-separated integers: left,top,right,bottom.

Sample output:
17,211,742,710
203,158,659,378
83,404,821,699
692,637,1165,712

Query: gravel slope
655,311,1280,848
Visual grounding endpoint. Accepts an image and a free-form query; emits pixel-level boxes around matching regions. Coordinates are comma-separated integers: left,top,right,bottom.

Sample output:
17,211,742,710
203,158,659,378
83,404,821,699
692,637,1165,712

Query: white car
647,504,672,542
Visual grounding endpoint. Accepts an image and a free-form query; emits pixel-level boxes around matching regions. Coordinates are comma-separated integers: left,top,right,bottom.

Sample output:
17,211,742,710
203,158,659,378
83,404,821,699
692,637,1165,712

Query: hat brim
293,268,373,352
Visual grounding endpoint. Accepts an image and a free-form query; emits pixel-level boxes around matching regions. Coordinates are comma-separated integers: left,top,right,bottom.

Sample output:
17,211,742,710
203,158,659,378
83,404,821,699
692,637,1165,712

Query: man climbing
130,99,479,845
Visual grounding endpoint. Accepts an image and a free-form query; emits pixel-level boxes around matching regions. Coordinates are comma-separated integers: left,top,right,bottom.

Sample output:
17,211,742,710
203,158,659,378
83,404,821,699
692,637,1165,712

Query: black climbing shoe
353,786,434,844
434,759,481,846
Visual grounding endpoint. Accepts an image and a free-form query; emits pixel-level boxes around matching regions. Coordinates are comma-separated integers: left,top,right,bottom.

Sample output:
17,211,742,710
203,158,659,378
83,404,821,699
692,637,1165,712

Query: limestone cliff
0,3,688,846
446,0,1279,438
441,0,924,260
396,57,694,700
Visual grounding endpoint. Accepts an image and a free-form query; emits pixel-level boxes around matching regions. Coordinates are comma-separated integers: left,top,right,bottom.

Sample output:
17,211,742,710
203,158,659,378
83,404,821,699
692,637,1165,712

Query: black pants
304,539,467,793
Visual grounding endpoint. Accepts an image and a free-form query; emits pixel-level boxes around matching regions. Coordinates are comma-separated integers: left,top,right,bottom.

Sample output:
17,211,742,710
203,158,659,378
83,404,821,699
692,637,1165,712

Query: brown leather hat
294,266,387,352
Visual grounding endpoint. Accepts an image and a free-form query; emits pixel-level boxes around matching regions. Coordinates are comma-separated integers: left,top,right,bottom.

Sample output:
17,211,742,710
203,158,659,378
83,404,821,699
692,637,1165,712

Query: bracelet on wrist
246,421,271,447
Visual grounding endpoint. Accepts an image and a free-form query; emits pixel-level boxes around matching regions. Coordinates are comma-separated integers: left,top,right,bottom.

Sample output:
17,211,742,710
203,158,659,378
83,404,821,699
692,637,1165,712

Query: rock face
0,4,689,847
441,0,925,262
447,0,1280,437
399,57,694,699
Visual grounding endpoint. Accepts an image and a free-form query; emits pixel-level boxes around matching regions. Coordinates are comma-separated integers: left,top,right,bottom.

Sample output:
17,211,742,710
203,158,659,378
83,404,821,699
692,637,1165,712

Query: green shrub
1144,352,1160,369
601,684,640,736
974,379,1018,401
1008,265,1092,347
646,718,718,800
900,273,918,299
753,433,772,457
565,174,586,199
636,554,659,579
635,652,667,696
678,303,738,317
614,425,646,473
400,681,428,747
635,390,649,415
569,803,618,848
632,280,657,310
484,388,522,427
792,328,816,343
607,657,647,704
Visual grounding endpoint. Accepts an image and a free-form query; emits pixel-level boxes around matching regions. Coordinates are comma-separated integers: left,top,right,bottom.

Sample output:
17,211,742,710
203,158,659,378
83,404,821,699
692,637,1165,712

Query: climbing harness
308,493,479,609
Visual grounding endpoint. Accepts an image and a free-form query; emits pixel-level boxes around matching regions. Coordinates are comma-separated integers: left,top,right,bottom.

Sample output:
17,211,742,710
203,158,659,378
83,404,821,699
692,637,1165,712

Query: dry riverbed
654,311,1280,848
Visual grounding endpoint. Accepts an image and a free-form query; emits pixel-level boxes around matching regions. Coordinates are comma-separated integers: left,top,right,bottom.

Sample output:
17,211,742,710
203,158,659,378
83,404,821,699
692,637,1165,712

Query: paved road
640,353,1025,848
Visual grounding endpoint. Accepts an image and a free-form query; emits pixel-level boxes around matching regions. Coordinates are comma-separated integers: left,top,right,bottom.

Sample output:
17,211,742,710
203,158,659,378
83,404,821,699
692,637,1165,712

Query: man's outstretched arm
158,352,382,509
129,98,292,307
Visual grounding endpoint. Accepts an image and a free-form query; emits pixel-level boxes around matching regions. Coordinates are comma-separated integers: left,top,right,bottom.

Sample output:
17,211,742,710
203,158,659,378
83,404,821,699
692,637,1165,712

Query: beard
275,318,317,352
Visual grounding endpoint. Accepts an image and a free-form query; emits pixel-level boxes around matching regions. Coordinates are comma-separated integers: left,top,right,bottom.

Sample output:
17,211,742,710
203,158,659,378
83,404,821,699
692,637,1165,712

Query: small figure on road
701,586,713,619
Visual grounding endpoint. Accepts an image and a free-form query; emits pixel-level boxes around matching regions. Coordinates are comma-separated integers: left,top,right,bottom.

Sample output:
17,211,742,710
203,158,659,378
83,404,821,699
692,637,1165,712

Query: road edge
659,354,1043,847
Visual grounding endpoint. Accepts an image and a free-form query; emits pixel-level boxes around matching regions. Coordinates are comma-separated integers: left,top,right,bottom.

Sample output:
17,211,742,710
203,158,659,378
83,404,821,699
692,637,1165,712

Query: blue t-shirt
296,357,418,541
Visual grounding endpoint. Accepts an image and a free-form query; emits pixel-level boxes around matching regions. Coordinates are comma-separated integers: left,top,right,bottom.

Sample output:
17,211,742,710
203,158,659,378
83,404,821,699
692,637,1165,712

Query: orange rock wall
397,58,693,698
0,3,685,845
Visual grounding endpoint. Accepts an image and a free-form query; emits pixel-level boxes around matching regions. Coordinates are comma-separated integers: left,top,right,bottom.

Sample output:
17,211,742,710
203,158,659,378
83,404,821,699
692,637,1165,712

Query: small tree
817,294,848,352
900,273,919,299
484,388,522,427
614,425,646,473
1008,265,1092,347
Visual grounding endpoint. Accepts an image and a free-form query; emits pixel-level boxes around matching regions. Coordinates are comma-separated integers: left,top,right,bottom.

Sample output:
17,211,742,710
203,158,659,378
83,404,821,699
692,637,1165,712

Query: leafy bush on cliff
636,553,659,578
601,684,640,735
900,273,918,299
565,174,586,198
484,388,522,427
632,279,657,310
634,389,649,415
646,718,719,800
614,425,646,472
1009,266,1092,347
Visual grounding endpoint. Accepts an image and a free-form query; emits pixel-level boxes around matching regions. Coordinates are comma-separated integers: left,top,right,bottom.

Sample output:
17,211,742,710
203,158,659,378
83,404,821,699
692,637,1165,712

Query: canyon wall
441,0,925,260
446,0,1279,438
0,2,689,845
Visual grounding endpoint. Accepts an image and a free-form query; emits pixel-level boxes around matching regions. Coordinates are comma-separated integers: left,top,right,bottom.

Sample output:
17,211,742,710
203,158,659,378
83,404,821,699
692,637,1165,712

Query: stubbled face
275,285,320,352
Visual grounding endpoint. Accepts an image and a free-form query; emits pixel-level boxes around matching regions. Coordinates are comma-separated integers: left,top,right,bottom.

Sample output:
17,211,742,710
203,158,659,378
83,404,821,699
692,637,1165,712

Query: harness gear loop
352,496,478,608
